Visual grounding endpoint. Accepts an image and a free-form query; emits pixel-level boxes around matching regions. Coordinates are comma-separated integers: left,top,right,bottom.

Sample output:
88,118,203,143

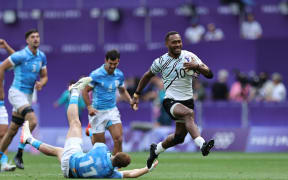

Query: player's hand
131,93,139,111
0,39,7,49
35,81,43,91
87,105,98,116
148,160,158,172
183,57,199,71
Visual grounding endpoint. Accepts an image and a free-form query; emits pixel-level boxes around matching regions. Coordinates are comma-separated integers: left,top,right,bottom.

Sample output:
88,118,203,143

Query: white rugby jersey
150,50,203,100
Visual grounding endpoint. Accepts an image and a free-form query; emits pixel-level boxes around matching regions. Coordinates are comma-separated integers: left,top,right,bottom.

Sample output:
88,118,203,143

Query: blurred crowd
184,12,263,44
184,0,264,44
118,70,286,126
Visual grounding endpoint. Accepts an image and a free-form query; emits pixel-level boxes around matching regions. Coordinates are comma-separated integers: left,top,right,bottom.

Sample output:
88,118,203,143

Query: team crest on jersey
184,56,191,62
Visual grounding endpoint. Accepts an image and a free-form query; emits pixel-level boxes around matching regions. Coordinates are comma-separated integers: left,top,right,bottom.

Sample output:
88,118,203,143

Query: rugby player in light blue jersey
0,39,17,171
82,49,133,155
20,77,158,178
0,29,48,170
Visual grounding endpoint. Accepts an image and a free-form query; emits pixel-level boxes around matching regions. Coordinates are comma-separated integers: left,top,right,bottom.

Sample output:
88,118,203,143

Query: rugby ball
184,56,195,76
185,69,194,76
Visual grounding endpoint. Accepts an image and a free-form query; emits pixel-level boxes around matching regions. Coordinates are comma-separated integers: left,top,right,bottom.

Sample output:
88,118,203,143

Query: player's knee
184,109,194,117
173,135,186,145
0,130,6,139
21,106,34,119
29,119,38,130
71,120,81,129
182,109,194,121
11,116,25,126
113,135,123,144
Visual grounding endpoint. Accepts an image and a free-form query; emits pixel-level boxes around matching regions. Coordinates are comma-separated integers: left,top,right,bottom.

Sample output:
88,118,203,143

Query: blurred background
0,0,287,153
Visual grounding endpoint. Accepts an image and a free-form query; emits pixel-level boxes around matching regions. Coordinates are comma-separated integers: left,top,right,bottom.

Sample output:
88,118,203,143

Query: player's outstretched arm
0,59,13,100
0,39,15,55
197,63,213,79
35,68,48,91
121,160,158,178
82,85,97,115
131,70,155,110
118,86,132,104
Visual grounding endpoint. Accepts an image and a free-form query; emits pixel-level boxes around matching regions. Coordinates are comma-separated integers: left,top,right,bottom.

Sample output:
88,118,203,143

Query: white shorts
89,107,121,134
61,137,83,178
8,88,32,112
0,106,8,125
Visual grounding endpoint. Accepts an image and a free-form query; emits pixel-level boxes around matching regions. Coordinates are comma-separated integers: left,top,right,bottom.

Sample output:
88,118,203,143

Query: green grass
1,152,288,180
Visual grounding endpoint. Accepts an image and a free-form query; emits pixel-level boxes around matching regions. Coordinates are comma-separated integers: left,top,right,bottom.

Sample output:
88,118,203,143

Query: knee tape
12,116,25,125
21,106,34,118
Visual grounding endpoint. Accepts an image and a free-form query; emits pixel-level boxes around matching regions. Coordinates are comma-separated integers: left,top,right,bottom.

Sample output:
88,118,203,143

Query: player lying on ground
20,77,158,178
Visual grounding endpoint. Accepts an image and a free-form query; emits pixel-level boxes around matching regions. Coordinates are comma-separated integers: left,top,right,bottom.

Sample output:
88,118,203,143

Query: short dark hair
105,49,120,61
25,29,39,40
165,31,180,42
112,152,131,168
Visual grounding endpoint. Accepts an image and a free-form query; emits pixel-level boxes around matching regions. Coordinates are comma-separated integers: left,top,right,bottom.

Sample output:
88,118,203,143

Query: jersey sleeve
9,51,24,66
150,58,161,74
41,53,47,69
108,170,123,179
89,71,99,88
119,72,125,88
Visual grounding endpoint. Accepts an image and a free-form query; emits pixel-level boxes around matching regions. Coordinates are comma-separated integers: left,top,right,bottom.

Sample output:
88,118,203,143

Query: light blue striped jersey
69,143,123,178
8,46,47,94
89,64,124,110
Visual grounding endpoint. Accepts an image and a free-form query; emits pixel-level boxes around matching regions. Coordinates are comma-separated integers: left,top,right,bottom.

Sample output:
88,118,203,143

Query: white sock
71,89,79,97
194,136,205,149
155,142,165,155
27,137,36,144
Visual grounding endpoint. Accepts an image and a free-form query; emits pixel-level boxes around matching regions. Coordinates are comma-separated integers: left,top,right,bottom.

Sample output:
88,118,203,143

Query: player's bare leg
67,77,92,140
14,107,38,169
108,123,123,155
21,77,93,163
172,103,214,156
0,121,22,169
91,133,106,144
0,122,21,153
147,123,187,168
161,123,188,149
0,124,8,155
147,103,214,168
0,124,16,172
21,121,63,162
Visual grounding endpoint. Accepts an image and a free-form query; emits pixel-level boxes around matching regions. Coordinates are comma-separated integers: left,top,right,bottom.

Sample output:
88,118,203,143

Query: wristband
147,165,155,172
133,93,139,98
0,100,4,106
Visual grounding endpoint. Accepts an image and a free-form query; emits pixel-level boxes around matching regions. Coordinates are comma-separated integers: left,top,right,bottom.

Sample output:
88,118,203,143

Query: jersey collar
101,64,115,76
25,46,39,57
167,50,182,60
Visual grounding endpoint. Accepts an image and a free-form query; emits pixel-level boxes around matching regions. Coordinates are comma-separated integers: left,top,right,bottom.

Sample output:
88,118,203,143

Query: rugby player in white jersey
131,31,215,168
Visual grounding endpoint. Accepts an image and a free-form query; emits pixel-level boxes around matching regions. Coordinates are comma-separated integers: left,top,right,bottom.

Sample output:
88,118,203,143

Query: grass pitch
0,152,287,180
